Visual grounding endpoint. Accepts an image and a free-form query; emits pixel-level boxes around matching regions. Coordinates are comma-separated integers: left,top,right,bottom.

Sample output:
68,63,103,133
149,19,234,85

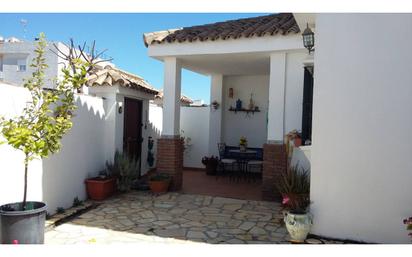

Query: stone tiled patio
45,191,289,244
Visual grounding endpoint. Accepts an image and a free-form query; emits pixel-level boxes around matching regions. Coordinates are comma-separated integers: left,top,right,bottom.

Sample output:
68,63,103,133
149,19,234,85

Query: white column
208,74,223,156
162,57,182,136
267,52,287,143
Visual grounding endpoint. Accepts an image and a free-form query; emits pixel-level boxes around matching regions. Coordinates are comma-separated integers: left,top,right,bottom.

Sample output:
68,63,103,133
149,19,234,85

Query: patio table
228,149,257,180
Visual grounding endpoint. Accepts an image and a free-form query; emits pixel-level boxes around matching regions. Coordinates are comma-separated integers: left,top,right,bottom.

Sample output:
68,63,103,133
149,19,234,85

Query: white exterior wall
181,107,210,168
89,86,154,175
148,103,210,168
311,14,412,243
221,54,306,148
222,75,269,147
0,83,106,214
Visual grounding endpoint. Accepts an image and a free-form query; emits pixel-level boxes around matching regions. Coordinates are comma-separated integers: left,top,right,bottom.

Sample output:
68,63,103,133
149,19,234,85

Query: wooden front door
123,98,143,160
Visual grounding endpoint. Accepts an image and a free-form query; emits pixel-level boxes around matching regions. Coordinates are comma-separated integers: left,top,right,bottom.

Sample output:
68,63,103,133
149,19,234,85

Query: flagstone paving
45,191,289,244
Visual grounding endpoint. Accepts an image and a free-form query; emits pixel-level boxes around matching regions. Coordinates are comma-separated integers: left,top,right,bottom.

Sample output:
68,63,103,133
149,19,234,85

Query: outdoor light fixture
302,23,314,54
118,102,123,114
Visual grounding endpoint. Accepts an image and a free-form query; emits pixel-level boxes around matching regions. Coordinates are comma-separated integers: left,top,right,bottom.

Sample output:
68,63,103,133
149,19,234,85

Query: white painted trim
148,35,304,58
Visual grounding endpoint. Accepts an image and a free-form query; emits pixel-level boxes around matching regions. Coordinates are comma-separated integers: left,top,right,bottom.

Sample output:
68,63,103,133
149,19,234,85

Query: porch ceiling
178,52,270,76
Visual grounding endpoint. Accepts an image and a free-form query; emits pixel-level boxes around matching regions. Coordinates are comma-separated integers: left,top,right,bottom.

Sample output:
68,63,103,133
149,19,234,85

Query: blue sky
0,13,266,103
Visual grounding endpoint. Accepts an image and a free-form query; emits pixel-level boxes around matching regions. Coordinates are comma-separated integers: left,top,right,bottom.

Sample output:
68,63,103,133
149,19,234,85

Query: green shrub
106,151,140,191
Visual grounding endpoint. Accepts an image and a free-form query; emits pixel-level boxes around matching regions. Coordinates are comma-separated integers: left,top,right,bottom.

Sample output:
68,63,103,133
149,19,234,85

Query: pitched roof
86,66,159,95
143,13,299,47
154,90,193,105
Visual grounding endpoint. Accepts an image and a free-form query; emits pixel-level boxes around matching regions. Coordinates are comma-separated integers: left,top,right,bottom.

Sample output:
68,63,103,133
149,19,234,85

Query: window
301,66,314,145
17,59,27,72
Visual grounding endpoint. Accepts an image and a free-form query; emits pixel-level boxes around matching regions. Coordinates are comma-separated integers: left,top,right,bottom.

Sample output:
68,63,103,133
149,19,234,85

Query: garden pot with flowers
239,136,248,152
275,164,312,243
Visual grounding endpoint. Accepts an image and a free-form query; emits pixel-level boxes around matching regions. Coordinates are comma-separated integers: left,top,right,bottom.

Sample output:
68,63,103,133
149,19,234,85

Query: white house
143,13,311,197
0,37,64,88
144,13,412,243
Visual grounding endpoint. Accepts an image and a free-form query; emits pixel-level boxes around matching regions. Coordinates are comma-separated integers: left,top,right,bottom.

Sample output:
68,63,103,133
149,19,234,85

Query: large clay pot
284,211,313,242
0,201,47,244
85,177,116,201
149,179,170,193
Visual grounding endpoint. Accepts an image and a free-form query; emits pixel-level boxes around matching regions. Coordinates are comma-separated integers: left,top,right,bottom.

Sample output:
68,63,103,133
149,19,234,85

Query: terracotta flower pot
294,137,302,147
85,177,116,201
149,180,170,194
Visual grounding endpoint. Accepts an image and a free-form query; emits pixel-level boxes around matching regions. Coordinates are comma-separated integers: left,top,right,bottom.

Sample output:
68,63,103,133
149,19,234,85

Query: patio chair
217,143,237,179
246,148,263,182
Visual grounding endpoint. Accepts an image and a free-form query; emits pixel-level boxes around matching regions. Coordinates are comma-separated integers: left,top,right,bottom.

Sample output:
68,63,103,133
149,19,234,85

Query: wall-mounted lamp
302,23,315,54
211,100,220,110
229,88,234,98
118,102,123,114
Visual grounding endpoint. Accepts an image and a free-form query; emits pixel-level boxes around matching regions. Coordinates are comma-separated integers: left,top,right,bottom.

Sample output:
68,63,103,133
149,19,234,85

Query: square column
157,57,183,190
267,52,287,142
208,74,223,156
263,52,288,201
262,143,287,201
156,137,183,190
162,57,182,136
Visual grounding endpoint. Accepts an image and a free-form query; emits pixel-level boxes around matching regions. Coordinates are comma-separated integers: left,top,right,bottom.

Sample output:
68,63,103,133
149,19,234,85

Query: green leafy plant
56,207,65,214
275,164,310,213
149,173,170,182
72,197,83,207
105,151,140,192
0,33,93,211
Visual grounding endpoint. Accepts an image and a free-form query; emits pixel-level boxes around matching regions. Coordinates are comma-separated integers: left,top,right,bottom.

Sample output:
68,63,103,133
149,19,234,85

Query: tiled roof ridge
143,13,299,47
87,65,159,95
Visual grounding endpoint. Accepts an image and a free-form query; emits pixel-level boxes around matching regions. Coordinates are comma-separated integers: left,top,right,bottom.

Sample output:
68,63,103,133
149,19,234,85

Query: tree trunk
22,154,29,211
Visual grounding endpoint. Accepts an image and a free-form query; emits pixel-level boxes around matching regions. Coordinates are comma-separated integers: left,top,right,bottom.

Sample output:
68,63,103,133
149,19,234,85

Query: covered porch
144,13,315,200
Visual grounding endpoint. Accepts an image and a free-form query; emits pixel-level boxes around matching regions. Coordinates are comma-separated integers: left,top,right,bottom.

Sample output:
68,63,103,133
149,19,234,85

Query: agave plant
275,164,310,213
106,151,140,192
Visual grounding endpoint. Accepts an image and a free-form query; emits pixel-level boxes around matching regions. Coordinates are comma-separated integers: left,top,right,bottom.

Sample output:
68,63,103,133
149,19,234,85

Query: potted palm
0,34,93,244
149,173,171,194
275,165,312,243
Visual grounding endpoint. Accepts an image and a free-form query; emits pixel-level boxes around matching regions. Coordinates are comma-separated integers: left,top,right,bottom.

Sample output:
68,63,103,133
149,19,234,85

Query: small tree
0,33,93,210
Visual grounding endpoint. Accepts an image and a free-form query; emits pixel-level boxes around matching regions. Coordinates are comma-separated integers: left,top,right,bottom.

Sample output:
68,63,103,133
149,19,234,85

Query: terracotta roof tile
155,90,193,104
86,66,159,95
143,13,299,47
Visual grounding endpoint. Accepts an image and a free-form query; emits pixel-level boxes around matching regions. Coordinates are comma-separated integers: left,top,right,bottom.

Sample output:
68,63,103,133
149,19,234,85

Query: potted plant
148,173,171,193
85,170,117,201
275,164,312,243
105,150,140,192
0,34,92,244
239,136,248,152
403,217,412,241
286,130,302,147
201,156,219,175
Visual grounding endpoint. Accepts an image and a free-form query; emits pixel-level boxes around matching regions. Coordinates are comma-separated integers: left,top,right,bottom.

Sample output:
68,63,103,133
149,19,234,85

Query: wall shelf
228,107,260,114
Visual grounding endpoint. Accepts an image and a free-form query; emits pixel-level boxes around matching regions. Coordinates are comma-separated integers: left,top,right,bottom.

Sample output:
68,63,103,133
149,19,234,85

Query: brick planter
156,136,183,191
262,143,287,201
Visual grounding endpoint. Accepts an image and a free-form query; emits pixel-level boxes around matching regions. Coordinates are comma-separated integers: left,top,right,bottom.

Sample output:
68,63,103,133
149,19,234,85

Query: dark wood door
123,98,143,160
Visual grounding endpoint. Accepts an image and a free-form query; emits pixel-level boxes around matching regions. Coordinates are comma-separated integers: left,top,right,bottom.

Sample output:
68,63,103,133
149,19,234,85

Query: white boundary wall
0,83,107,214
149,103,210,168
311,14,412,243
